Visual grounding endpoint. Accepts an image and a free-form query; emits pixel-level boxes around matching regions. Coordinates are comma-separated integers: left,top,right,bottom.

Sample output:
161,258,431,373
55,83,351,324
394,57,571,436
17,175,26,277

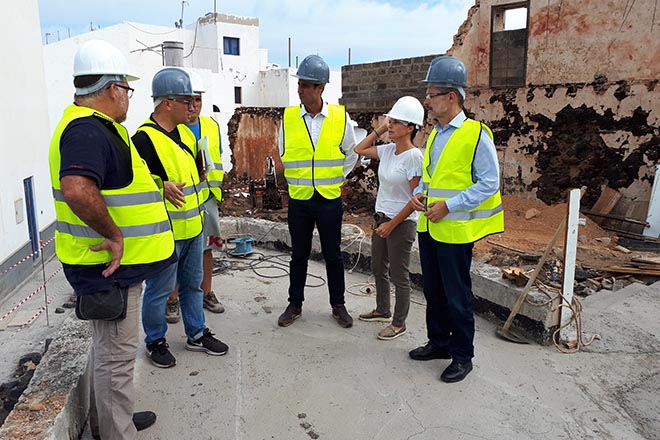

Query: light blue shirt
414,111,500,212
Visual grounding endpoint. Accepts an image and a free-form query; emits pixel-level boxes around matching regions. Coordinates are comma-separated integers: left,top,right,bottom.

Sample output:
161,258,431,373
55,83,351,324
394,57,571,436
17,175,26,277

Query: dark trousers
418,232,475,363
287,195,345,307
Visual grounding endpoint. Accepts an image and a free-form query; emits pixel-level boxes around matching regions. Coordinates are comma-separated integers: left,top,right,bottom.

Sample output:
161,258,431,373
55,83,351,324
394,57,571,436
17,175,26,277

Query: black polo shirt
58,114,176,294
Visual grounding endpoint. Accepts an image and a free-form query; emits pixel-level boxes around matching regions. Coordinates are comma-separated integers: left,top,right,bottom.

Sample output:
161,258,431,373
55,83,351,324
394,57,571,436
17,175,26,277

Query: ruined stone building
340,0,659,219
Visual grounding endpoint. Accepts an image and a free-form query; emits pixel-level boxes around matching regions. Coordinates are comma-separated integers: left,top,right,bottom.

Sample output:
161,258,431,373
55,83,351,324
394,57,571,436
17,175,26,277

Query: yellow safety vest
48,104,174,265
179,116,224,203
136,121,204,240
417,119,504,244
281,104,346,200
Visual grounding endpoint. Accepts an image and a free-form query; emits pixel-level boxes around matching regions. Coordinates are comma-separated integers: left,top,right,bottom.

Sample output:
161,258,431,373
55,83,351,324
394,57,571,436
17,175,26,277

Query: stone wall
340,55,437,114
335,0,660,216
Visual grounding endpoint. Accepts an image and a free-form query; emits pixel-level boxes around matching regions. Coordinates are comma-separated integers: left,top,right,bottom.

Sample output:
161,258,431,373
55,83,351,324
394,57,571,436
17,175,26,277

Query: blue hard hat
421,56,467,88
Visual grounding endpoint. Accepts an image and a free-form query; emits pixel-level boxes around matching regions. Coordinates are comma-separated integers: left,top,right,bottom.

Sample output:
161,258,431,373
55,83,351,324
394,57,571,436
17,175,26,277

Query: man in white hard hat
163,70,226,324
277,54,358,328
48,39,172,439
409,56,504,383
133,67,229,370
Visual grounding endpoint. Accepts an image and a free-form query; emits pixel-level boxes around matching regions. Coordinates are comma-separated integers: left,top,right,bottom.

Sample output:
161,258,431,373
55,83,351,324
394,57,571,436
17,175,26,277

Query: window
234,86,242,104
223,37,240,56
490,3,528,87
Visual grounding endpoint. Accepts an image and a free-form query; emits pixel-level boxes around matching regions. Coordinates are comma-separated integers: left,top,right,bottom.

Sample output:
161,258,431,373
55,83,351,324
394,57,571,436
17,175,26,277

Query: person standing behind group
355,97,425,341
277,54,358,328
409,56,503,383
48,40,173,439
133,67,228,369
164,70,226,324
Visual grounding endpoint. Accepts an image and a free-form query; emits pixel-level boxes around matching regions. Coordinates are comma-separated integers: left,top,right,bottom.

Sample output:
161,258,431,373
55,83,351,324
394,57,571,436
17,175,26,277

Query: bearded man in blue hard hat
132,67,229,370
277,54,358,329
408,56,504,383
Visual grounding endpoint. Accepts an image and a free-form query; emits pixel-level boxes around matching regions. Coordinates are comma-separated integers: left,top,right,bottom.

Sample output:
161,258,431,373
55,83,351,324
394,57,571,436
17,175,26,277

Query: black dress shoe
133,411,157,431
92,411,157,438
409,343,452,361
440,361,473,383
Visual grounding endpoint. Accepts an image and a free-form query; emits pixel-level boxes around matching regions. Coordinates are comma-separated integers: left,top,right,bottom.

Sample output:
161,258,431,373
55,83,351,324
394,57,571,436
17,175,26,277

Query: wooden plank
560,188,581,345
604,266,660,276
590,187,622,226
631,257,660,265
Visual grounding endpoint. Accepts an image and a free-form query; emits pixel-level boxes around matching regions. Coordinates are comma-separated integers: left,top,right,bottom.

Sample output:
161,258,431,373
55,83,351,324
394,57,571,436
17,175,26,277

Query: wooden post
560,188,582,345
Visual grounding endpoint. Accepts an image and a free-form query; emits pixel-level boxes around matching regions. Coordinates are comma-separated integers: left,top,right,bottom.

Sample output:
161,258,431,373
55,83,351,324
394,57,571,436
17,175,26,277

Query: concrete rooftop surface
1,247,659,440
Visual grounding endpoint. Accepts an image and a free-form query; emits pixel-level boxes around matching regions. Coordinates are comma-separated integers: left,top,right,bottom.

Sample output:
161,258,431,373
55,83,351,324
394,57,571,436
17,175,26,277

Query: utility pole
180,1,189,28
288,37,292,67
45,32,52,44
348,47,351,65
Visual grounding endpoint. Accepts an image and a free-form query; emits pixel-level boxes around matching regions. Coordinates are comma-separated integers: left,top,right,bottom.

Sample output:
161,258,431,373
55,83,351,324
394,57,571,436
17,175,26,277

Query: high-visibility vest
179,116,224,203
136,121,204,240
48,104,174,265
281,104,346,200
417,119,504,244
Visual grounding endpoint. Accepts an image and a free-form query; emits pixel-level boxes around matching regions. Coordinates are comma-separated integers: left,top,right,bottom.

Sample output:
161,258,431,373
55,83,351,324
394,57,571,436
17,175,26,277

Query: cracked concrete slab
1,245,658,439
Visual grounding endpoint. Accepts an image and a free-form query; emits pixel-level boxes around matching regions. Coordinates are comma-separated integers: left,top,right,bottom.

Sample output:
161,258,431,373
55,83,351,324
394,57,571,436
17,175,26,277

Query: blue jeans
418,232,475,363
142,234,206,343
287,195,345,307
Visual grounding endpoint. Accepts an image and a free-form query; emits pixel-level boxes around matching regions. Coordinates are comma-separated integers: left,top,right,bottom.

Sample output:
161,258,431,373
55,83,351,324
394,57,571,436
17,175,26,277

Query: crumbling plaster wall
227,107,283,180
447,0,659,209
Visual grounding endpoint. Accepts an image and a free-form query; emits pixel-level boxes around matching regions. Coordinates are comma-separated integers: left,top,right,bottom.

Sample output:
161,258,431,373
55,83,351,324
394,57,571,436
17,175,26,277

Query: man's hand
410,193,427,212
426,200,449,223
89,237,124,277
163,181,186,208
60,175,124,277
375,221,396,239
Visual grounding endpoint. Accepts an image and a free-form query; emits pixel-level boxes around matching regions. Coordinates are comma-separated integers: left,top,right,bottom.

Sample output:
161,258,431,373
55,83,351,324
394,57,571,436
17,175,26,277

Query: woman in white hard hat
355,96,425,340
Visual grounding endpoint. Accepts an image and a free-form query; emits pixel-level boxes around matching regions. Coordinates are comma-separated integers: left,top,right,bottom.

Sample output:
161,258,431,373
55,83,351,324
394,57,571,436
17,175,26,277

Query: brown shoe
278,304,302,327
332,305,353,328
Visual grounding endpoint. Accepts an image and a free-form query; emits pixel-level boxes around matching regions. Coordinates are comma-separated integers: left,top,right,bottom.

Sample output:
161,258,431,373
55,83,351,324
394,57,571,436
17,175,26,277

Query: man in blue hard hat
277,55,358,328
133,67,229,369
409,56,504,383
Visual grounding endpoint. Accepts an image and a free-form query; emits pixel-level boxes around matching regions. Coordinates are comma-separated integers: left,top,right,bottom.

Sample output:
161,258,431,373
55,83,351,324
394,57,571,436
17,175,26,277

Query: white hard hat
187,69,205,94
73,40,138,81
384,96,425,127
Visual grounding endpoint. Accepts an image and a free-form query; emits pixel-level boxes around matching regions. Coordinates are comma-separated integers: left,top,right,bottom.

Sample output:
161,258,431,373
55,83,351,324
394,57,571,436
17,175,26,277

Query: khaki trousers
89,283,141,440
371,220,416,327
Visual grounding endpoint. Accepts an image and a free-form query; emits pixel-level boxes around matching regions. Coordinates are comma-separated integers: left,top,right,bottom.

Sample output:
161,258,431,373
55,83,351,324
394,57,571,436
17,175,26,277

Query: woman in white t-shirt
355,96,425,340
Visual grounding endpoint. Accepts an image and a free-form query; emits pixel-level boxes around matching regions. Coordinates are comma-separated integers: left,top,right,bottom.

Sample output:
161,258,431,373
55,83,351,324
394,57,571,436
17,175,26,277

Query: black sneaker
186,328,228,356
146,338,176,368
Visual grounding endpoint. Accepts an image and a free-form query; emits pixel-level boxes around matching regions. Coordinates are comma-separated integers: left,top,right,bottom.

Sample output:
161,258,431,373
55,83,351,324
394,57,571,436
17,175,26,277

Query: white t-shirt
375,143,424,221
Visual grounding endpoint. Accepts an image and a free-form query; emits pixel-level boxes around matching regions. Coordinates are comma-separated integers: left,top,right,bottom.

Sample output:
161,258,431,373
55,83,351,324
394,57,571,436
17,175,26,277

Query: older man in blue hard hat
409,56,504,383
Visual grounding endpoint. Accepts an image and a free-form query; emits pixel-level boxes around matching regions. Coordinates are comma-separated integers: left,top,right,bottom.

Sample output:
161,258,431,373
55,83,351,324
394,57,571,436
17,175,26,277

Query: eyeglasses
168,97,194,108
425,91,452,100
112,83,134,99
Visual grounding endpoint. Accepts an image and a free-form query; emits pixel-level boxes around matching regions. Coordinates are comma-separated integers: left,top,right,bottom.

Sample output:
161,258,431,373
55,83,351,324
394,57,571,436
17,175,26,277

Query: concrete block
0,317,91,440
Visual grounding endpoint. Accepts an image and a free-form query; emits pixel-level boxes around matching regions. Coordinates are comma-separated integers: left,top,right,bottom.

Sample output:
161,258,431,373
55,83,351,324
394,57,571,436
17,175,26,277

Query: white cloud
38,0,473,69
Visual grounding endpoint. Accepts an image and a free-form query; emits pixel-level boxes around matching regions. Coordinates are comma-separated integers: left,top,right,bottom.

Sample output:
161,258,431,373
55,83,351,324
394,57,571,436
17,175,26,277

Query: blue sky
38,0,474,69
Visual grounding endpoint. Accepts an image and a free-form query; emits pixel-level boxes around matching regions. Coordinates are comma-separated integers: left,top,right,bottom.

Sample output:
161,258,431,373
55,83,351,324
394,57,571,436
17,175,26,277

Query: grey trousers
371,219,416,327
89,283,142,440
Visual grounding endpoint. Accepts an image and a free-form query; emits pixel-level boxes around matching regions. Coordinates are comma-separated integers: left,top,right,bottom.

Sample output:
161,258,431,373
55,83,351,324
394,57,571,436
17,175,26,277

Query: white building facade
0,5,343,297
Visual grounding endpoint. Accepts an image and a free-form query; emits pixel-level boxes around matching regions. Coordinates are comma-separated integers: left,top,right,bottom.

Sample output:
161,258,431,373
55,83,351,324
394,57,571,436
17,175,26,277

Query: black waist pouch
76,284,129,321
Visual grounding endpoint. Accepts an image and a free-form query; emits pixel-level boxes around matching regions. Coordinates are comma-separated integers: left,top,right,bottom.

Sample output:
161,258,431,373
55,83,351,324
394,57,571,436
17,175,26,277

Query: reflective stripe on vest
137,122,203,240
417,119,504,244
48,104,174,266
281,104,346,200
